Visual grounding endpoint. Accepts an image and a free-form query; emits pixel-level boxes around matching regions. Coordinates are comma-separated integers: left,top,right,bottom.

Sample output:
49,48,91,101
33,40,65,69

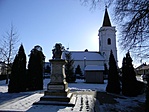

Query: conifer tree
17,45,27,92
27,45,44,91
75,65,83,79
146,78,149,112
106,50,121,94
122,52,138,96
8,55,19,92
75,65,82,76
8,44,26,92
65,52,75,82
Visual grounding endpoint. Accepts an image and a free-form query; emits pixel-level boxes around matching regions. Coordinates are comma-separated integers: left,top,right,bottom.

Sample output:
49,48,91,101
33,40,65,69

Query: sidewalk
0,91,97,112
28,91,97,112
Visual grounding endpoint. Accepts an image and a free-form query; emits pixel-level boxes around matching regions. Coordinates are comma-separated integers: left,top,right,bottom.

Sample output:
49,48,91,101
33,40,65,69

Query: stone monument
36,43,74,106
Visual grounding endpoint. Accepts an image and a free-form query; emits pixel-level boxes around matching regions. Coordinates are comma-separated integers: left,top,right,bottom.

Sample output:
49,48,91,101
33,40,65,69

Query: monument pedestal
34,59,75,106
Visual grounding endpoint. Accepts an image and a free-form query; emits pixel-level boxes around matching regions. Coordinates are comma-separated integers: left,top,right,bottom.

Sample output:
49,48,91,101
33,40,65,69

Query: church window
107,38,111,45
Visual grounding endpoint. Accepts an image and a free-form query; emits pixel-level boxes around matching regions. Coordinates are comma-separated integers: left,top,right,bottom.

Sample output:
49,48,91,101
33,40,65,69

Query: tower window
107,38,111,45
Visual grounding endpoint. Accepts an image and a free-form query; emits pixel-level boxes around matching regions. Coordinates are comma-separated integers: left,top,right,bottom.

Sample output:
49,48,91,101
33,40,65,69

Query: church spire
102,7,111,27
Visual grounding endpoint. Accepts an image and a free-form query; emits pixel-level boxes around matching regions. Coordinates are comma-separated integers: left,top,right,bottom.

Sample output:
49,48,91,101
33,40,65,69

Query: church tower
98,8,117,66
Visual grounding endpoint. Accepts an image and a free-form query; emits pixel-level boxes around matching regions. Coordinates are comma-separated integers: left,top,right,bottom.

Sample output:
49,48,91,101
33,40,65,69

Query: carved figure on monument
52,43,64,59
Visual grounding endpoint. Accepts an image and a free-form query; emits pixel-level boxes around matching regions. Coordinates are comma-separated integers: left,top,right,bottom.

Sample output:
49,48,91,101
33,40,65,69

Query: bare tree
81,0,149,60
0,24,19,84
80,0,112,9
114,0,149,60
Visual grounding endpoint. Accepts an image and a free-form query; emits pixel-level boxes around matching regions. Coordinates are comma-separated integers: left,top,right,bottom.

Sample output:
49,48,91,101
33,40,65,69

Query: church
63,8,118,83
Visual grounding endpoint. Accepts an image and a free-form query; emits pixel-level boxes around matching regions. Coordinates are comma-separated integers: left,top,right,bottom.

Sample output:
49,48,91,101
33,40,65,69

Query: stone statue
52,43,64,59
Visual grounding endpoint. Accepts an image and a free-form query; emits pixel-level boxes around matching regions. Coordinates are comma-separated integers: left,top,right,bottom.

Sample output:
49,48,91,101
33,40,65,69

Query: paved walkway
0,91,97,112
0,92,43,111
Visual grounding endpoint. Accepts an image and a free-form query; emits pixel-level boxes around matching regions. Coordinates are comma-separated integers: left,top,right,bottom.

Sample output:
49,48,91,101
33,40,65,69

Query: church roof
69,51,105,61
102,8,111,27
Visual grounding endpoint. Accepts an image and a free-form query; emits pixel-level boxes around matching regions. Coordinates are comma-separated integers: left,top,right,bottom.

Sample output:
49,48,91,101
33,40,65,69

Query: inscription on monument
48,85,64,90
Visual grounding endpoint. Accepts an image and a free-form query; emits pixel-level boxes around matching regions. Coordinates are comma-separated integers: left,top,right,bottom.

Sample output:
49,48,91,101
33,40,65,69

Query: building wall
0,62,7,75
73,60,105,74
85,71,104,83
98,26,117,67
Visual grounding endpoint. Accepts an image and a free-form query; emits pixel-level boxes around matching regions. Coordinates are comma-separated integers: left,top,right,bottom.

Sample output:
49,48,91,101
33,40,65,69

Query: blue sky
0,0,125,67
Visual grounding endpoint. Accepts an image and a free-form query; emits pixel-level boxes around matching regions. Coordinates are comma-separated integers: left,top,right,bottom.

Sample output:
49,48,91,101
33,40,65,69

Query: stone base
34,82,74,106
44,88,70,96
33,59,75,106
33,93,76,106
40,92,73,102
34,90,74,106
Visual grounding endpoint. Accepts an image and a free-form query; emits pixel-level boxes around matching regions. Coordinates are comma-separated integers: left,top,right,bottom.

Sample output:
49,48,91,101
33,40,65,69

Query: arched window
107,38,111,45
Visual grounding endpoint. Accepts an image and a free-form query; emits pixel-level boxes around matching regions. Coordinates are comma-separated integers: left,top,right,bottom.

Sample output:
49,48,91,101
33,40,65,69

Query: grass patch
96,91,118,104
96,91,145,112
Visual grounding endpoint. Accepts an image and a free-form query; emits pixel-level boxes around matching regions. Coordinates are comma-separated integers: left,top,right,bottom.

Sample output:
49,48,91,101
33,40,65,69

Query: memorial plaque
48,85,64,90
